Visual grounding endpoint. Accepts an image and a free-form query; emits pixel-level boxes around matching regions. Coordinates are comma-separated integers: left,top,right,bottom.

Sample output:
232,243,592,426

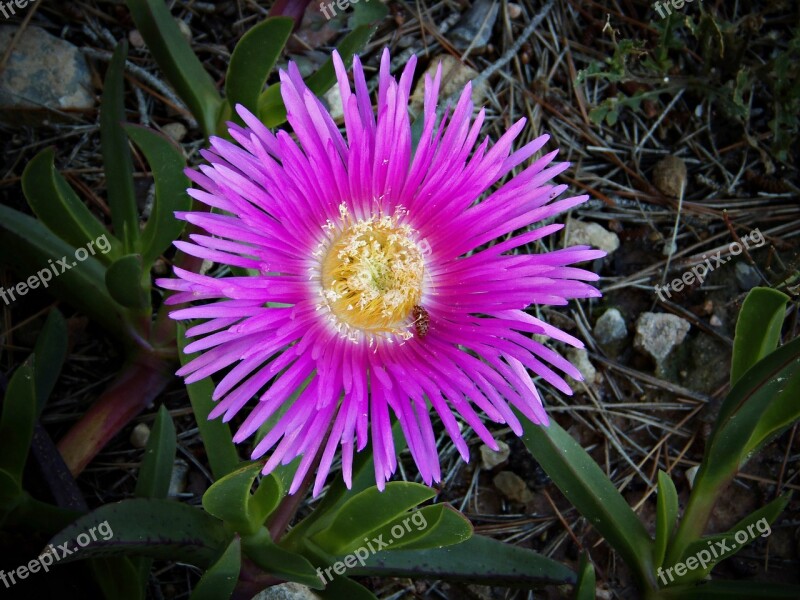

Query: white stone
634,312,691,363
480,440,510,470
563,218,620,256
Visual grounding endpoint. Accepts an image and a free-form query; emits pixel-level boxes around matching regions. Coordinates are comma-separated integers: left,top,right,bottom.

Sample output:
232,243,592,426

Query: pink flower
158,49,604,496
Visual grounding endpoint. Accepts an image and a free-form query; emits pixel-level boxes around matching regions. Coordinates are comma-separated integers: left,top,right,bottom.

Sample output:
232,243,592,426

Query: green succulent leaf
350,533,576,586
177,324,240,479
101,41,140,254
48,498,230,567
520,415,654,590
105,254,150,310
131,405,175,599
225,17,293,116
311,482,436,554
242,528,323,589
575,552,596,600
135,405,176,500
125,0,222,136
654,470,679,569
315,576,377,599
0,206,127,339
21,148,121,265
123,124,192,269
666,493,789,586
730,287,788,386
258,23,377,126
202,462,282,535
0,358,36,484
702,335,800,486
190,536,241,600
33,309,68,417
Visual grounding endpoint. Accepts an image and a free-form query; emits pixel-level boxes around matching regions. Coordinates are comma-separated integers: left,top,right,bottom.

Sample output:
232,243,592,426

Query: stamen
316,204,426,341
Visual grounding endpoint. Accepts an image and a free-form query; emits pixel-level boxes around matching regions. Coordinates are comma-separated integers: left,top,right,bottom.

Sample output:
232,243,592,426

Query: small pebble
162,122,188,142
507,3,522,18
493,471,534,503
176,19,192,43
480,440,510,470
128,30,145,49
130,423,150,449
653,156,687,198
168,459,189,497
685,465,699,489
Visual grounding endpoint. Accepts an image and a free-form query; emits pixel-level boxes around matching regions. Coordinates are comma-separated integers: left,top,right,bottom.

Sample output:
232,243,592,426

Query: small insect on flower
158,49,605,496
412,305,430,338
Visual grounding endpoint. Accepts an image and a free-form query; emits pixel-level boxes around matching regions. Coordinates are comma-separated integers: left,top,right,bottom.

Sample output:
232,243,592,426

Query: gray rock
564,218,620,257
594,308,627,345
480,440,510,470
493,471,534,504
566,348,597,390
0,25,94,114
735,262,760,291
252,583,319,600
162,122,188,142
449,0,499,53
634,312,691,364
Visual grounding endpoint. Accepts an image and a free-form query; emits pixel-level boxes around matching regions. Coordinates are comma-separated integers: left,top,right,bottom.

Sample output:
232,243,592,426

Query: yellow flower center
317,204,425,340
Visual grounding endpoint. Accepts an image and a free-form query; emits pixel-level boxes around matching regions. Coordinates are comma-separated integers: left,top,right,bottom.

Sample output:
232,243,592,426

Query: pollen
317,204,426,340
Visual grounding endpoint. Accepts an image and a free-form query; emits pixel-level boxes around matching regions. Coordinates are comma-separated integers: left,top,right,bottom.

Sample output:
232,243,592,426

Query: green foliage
101,42,140,254
225,17,294,118
190,537,242,600
520,417,655,590
202,462,282,535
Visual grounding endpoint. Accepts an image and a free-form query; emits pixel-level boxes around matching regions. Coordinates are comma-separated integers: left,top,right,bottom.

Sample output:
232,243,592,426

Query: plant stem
56,349,172,476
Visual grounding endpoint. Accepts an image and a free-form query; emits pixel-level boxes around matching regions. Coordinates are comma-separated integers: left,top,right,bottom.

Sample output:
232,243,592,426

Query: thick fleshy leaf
666,493,790,586
225,17,293,115
48,498,230,567
202,462,282,534
177,324,240,479
21,148,121,265
0,358,36,483
574,553,596,600
730,287,788,386
241,528,323,589
520,416,655,589
131,406,174,597
315,576,377,599
258,23,376,126
101,42,140,253
125,0,222,135
282,423,406,551
703,335,800,483
350,533,576,586
135,405,175,499
190,536,241,600
0,206,127,339
348,0,388,27
355,504,472,553
123,124,192,268
33,309,68,416
311,482,436,554
654,470,679,569
105,254,150,309
0,468,21,512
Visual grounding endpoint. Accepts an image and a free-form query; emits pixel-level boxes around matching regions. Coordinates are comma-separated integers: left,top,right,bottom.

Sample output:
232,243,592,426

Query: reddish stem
56,349,173,476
